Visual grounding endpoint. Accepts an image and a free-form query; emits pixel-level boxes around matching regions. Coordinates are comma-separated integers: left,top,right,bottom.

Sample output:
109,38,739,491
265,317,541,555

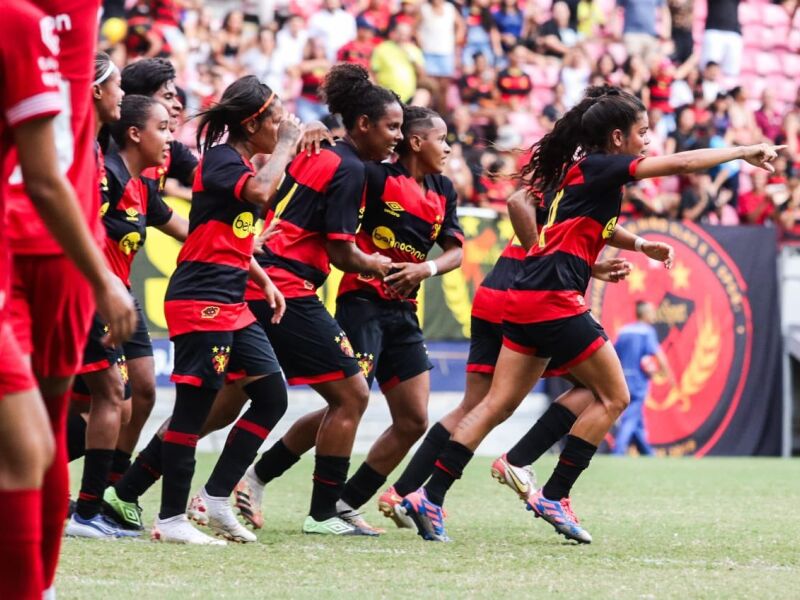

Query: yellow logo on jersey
119,231,142,255
99,202,109,217
125,207,139,222
384,201,404,217
372,226,395,250
602,217,618,239
233,212,255,239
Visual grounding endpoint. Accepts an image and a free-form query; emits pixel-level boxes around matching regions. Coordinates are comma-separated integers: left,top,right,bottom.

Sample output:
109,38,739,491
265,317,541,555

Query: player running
401,85,783,543
65,94,188,539
0,3,135,597
236,106,464,535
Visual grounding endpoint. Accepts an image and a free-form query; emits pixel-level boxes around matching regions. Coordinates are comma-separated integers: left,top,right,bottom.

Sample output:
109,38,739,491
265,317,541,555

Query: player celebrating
142,76,300,545
1,3,136,597
401,85,782,543
65,95,188,539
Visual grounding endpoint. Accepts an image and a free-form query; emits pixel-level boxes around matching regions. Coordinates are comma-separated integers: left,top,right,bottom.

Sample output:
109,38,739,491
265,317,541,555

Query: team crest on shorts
211,346,231,374
356,352,374,377
117,356,129,384
334,333,355,358
589,219,751,457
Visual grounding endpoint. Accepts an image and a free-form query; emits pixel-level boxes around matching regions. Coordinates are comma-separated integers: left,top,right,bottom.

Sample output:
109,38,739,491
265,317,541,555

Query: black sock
423,441,473,506
76,449,114,519
253,439,301,484
309,455,349,521
115,435,162,503
159,384,216,520
506,403,577,467
393,422,451,497
542,434,597,500
205,374,288,497
340,463,386,510
66,413,87,462
108,450,132,485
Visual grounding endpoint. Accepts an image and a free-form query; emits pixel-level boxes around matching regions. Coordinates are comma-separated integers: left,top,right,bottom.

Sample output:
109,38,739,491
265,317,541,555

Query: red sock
0,489,44,599
41,393,70,589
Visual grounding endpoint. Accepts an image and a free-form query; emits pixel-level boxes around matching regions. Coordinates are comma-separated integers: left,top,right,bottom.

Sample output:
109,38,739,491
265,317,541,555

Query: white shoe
234,465,265,529
42,586,56,600
189,487,256,543
336,500,384,535
151,514,227,545
64,513,139,539
490,454,537,501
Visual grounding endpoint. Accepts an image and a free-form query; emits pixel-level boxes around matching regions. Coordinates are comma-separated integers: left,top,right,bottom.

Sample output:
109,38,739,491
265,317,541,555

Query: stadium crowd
102,0,800,237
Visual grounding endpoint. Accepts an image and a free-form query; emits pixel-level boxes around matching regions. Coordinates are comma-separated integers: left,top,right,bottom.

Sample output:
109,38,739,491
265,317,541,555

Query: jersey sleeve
201,146,253,200
2,5,62,128
585,154,643,192
323,158,366,241
167,141,198,188
146,181,174,228
438,178,465,245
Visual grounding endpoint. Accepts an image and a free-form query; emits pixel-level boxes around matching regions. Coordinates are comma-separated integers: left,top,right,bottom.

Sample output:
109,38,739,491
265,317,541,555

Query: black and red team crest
589,219,753,457
211,345,231,375
356,352,375,378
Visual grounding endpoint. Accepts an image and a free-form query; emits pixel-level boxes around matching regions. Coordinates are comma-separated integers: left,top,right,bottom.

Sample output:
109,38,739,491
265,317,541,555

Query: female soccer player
401,85,782,543
148,75,301,545
65,95,188,539
235,106,464,535
229,64,400,537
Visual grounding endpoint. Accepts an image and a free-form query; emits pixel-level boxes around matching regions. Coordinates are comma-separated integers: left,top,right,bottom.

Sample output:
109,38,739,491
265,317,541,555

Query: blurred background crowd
99,0,800,239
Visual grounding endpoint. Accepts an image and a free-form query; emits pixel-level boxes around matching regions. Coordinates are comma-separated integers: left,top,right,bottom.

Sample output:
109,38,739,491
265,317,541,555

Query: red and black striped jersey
164,144,258,337
252,139,367,299
141,140,197,192
497,67,532,102
506,153,642,324
100,152,172,287
338,161,463,302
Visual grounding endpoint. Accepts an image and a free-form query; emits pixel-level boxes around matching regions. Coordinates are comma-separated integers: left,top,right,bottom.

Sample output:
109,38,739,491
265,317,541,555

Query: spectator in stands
738,171,776,225
539,1,579,59
667,0,693,65
727,86,760,145
462,0,503,69
700,61,722,105
615,0,670,66
211,10,246,74
755,89,785,143
275,14,309,70
576,0,607,39
620,53,648,97
240,27,286,97
493,0,525,52
444,142,475,204
541,81,567,131
459,52,500,114
677,171,715,222
389,0,421,33
307,0,356,62
372,21,425,103
560,47,591,108
701,0,742,78
358,0,392,36
292,38,332,123
337,18,378,71
593,53,621,86
497,45,533,109
777,169,800,240
669,61,699,108
665,105,697,155
419,0,463,113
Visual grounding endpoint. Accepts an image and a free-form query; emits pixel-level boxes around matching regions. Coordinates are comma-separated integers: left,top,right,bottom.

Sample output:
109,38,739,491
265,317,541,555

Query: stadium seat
738,2,760,26
782,52,800,79
755,52,782,75
763,3,790,27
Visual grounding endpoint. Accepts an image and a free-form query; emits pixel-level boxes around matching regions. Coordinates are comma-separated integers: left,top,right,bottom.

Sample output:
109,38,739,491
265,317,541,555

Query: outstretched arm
608,224,675,268
634,143,783,180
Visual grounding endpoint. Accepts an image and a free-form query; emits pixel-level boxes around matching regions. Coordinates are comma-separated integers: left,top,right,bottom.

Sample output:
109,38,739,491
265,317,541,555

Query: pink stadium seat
738,2,760,26
782,52,800,78
607,43,627,66
740,51,757,75
763,3,789,27
755,51,781,75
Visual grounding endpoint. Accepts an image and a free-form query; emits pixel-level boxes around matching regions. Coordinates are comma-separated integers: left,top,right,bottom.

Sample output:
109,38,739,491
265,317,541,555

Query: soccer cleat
399,488,450,542
67,497,76,519
302,515,379,536
234,465,265,529
336,500,385,535
490,454,536,501
526,489,592,544
151,514,227,545
188,488,256,543
64,513,141,539
102,486,144,531
377,486,414,529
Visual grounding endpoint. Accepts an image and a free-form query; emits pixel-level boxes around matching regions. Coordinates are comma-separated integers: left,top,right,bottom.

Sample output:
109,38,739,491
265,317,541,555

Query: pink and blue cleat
399,488,450,542
526,488,592,544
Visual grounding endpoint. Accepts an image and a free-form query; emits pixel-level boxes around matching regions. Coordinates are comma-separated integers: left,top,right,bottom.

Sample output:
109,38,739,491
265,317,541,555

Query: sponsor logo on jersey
384,201,405,217
201,306,220,319
371,226,425,260
100,202,109,217
602,216,617,239
233,212,255,239
125,207,139,222
118,232,142,255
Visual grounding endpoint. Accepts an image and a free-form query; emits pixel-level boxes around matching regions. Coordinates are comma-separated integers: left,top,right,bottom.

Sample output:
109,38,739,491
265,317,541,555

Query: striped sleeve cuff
6,91,62,127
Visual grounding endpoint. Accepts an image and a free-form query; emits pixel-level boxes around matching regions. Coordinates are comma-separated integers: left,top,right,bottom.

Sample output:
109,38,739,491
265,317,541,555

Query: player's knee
602,388,630,418
131,380,157,412
395,413,428,441
120,398,132,427
0,428,54,485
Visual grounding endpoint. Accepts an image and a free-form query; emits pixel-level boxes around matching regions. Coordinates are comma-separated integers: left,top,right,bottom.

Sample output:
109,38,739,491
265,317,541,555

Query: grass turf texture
60,455,800,599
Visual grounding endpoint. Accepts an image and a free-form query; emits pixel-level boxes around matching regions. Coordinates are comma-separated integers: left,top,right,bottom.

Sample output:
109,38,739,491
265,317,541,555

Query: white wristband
426,260,438,277
634,237,646,252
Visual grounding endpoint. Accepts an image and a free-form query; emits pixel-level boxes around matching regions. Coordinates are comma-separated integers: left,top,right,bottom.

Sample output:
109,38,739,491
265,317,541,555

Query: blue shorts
424,53,455,77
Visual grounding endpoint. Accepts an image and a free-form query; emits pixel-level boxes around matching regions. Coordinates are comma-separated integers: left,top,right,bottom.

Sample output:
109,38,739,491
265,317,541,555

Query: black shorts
502,311,608,372
124,297,154,360
249,296,361,386
170,322,281,390
336,294,432,392
79,296,152,373
71,354,132,404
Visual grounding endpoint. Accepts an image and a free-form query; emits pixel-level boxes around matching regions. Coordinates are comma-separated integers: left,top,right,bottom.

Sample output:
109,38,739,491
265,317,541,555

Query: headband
93,62,116,86
240,92,276,125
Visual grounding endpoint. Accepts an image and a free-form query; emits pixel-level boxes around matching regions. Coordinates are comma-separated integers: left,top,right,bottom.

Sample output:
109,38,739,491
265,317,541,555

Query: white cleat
151,514,227,545
490,454,537,501
189,487,257,543
234,465,265,529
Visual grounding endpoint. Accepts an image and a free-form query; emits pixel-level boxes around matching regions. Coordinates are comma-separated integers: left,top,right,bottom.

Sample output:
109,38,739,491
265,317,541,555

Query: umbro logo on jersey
384,201,405,217
125,208,139,222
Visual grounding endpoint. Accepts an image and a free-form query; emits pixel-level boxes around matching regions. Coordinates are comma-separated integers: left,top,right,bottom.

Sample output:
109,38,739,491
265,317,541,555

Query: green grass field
60,455,800,599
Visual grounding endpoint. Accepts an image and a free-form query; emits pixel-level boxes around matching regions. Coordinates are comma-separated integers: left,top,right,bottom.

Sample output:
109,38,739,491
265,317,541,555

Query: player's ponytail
518,85,645,192
396,105,438,156
109,95,159,149
321,64,400,131
195,75,277,153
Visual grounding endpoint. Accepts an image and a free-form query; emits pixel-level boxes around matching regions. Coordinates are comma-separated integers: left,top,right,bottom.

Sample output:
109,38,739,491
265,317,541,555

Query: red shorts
9,255,95,378
0,323,37,398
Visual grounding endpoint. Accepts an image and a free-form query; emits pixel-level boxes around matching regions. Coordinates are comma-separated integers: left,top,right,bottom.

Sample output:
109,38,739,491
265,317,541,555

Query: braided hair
321,64,400,131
